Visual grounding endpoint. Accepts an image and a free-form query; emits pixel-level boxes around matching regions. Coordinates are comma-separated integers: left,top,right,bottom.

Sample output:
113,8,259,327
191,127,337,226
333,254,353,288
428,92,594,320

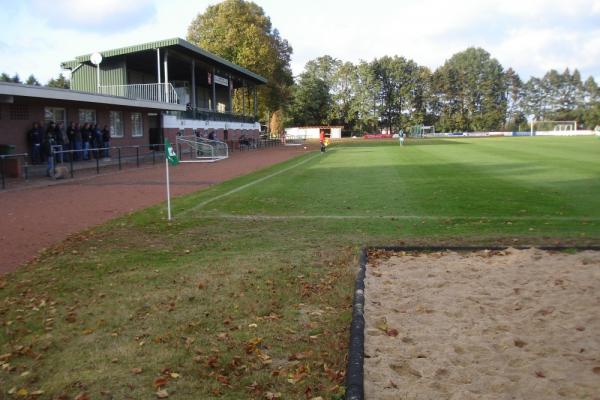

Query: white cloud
28,0,157,31
1,0,599,83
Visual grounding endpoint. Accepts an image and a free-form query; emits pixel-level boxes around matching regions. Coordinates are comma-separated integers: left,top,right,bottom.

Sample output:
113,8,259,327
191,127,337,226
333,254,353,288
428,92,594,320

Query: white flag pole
165,155,172,221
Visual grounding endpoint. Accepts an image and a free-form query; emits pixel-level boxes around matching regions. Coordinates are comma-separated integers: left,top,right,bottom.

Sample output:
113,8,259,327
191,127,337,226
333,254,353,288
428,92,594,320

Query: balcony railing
98,83,179,104
166,109,257,124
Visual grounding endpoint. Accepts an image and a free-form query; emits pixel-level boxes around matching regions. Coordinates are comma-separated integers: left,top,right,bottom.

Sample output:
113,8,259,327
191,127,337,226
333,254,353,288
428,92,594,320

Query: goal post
408,124,435,137
175,135,229,163
530,120,577,135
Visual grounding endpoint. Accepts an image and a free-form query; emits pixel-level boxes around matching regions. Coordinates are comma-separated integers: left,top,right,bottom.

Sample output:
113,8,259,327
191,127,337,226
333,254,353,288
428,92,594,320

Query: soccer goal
531,120,577,135
283,134,306,146
408,124,435,137
176,135,229,163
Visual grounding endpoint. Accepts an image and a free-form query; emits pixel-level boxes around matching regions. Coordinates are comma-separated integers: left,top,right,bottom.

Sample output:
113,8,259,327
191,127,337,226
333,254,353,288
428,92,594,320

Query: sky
1,0,600,84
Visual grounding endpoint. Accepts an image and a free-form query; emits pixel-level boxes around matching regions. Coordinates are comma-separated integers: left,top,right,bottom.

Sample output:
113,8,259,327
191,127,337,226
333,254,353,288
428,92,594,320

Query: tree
288,72,330,126
10,74,21,83
47,73,70,89
269,109,285,136
187,0,293,121
432,47,506,131
25,74,41,86
0,73,11,82
504,67,525,130
350,61,380,133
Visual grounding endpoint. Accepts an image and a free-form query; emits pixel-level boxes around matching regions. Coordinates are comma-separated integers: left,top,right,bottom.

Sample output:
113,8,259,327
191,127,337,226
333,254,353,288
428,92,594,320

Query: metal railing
99,83,179,104
50,144,166,179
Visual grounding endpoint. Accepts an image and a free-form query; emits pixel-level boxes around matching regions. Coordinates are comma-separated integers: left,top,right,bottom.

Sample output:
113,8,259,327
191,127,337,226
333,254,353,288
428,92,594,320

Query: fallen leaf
375,317,388,332
74,393,90,400
131,367,143,374
535,370,546,378
386,328,399,337
31,390,45,396
288,352,311,361
154,377,168,388
16,388,28,397
156,389,169,398
170,372,180,379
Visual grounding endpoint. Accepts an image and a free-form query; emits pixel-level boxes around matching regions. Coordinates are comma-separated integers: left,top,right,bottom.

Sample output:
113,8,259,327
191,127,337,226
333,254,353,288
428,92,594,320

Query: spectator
72,123,82,161
208,130,215,141
81,123,90,160
101,125,111,159
41,126,56,177
90,123,102,159
54,122,65,163
27,122,43,164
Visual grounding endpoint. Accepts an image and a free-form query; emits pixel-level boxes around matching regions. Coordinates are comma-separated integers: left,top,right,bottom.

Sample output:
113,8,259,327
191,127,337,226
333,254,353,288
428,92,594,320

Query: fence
1,138,288,190
49,144,166,179
99,83,179,105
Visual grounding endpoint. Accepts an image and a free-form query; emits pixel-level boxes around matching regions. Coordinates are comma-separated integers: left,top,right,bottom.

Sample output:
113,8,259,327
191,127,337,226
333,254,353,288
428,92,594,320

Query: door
148,113,162,150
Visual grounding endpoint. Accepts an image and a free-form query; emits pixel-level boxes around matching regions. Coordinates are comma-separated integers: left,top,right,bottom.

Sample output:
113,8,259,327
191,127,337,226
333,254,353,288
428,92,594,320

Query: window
44,107,66,127
109,111,124,138
9,104,29,120
131,112,143,137
79,109,96,124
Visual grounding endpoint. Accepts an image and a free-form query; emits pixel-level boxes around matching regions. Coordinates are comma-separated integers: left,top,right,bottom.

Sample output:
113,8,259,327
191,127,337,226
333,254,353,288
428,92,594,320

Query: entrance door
148,113,162,150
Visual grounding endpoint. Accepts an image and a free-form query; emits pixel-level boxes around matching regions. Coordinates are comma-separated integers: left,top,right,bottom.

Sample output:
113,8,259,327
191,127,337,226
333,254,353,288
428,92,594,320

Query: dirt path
0,146,310,274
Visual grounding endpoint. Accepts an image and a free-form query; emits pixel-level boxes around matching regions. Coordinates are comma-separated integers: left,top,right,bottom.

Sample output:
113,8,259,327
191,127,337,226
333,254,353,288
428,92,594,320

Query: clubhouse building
0,38,267,154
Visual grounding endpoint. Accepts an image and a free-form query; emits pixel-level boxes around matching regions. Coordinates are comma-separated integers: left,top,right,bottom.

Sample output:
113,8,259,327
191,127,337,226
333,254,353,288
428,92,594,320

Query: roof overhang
62,38,268,85
0,82,186,111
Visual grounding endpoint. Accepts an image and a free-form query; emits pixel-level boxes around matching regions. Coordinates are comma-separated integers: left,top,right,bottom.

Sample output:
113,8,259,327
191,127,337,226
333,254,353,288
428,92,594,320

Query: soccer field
1,136,599,400
175,136,600,239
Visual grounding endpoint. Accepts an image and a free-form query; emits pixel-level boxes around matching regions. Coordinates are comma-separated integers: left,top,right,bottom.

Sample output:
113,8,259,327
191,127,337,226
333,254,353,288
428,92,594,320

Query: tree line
0,72,70,89
7,0,599,134
287,49,600,133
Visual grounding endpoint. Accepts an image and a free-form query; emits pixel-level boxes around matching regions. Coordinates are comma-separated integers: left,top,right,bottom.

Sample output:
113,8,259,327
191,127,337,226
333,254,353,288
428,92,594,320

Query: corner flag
165,139,179,166
164,139,179,221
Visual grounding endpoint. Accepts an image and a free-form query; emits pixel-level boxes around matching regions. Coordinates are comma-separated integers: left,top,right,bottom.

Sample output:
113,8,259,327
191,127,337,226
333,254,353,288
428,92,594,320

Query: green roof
61,38,267,84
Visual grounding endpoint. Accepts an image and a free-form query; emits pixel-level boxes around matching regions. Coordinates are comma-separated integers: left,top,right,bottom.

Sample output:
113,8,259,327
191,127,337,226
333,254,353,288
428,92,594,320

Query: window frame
78,109,96,124
131,112,143,137
109,111,124,138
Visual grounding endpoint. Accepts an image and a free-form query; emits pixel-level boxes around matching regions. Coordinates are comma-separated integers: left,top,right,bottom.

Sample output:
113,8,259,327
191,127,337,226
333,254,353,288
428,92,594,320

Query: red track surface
0,146,309,274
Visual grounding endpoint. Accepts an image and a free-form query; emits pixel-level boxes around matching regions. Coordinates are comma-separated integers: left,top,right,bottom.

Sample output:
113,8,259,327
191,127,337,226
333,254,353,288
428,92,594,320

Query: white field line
204,213,600,222
181,153,323,215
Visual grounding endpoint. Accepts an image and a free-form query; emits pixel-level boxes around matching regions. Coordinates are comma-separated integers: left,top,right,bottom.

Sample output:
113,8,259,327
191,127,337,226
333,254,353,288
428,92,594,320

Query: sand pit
364,248,600,400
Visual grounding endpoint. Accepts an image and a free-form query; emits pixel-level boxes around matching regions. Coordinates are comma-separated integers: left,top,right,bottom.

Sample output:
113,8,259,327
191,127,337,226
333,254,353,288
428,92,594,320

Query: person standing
90,123,101,159
27,122,43,164
54,122,65,163
41,126,56,177
101,125,111,159
72,123,82,161
81,123,90,160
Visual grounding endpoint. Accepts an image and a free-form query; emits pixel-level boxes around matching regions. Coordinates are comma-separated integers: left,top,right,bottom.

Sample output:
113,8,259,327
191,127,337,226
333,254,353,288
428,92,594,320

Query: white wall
285,126,342,139
163,115,259,131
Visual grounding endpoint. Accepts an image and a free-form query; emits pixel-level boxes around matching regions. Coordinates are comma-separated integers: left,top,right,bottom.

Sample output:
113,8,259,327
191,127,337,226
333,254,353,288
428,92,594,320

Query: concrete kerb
344,245,600,400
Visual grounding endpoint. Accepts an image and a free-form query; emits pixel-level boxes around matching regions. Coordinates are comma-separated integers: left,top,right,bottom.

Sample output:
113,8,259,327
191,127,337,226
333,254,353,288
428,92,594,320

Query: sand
364,248,600,400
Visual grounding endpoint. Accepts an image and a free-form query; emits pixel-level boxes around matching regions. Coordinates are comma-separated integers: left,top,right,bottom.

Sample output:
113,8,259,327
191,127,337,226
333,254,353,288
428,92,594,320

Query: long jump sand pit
364,248,600,399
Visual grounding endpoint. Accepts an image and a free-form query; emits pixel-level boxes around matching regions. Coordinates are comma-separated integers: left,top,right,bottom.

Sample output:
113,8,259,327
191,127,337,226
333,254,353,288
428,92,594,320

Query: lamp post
90,52,103,93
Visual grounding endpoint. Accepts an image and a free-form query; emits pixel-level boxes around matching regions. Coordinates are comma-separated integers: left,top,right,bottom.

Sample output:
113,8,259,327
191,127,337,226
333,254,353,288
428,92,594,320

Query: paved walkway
0,146,309,274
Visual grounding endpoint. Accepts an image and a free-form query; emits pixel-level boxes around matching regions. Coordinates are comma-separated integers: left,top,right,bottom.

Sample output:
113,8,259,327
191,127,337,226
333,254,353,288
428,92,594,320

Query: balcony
166,109,257,124
98,83,179,104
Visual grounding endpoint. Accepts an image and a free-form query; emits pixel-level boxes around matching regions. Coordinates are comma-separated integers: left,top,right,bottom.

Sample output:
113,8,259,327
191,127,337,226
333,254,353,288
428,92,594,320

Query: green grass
1,136,599,399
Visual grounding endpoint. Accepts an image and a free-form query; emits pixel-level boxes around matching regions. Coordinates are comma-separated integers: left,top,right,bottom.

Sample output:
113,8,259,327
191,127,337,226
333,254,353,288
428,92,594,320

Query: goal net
408,124,434,137
283,134,306,146
532,120,577,132
176,135,229,163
